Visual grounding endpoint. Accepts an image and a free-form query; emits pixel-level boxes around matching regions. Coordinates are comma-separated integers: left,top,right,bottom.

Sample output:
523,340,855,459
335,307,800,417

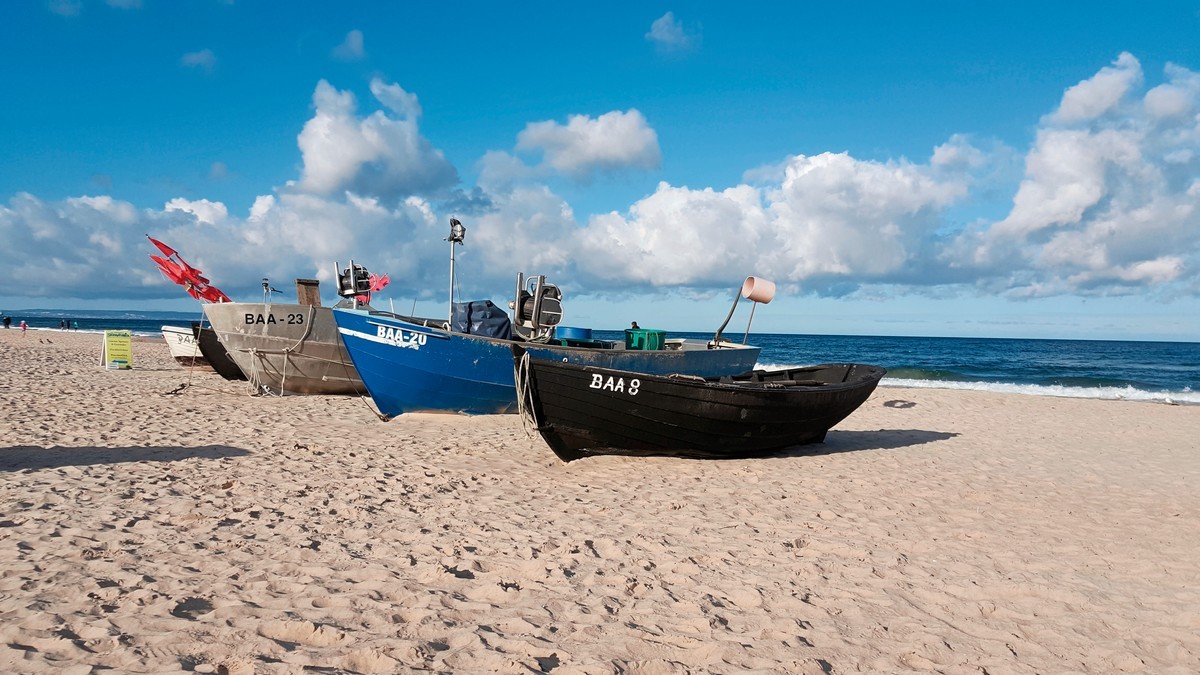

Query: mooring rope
513,351,538,440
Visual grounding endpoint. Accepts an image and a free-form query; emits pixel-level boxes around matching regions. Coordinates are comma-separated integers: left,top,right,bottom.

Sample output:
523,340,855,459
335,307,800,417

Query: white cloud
516,109,661,178
181,48,216,73
0,193,153,297
476,150,536,191
67,195,139,224
1052,52,1141,122
3,56,1199,307
165,198,228,226
295,79,457,201
948,55,1200,298
470,185,577,276
332,29,365,61
645,12,699,53
369,78,420,118
931,134,987,170
0,189,457,302
461,148,969,296
764,153,967,282
576,182,769,287
1144,63,1200,119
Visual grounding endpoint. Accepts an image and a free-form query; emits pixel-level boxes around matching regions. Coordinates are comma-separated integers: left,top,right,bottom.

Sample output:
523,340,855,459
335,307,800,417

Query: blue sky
2,1,1200,340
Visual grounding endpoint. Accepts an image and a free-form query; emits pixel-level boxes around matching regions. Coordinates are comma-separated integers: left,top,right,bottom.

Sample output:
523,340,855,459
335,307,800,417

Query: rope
244,347,269,396
278,348,290,395
513,351,538,440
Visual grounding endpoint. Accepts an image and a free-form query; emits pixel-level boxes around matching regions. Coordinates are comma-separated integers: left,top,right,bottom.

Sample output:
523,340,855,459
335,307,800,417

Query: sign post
102,330,133,369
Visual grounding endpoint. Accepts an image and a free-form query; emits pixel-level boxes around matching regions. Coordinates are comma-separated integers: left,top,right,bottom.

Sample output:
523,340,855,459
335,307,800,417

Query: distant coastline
0,308,204,321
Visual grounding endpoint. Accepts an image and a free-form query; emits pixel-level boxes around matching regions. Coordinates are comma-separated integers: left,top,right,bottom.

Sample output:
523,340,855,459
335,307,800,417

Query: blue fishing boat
331,219,771,416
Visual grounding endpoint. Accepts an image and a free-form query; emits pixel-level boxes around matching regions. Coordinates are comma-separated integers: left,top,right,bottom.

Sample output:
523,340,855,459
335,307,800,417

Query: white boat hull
162,325,213,371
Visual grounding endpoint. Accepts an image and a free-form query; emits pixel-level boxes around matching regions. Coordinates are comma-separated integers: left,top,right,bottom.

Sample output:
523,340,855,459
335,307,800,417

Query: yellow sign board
102,330,133,369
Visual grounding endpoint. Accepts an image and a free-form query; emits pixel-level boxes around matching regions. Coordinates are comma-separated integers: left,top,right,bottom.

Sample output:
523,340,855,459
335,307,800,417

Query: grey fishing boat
203,277,366,395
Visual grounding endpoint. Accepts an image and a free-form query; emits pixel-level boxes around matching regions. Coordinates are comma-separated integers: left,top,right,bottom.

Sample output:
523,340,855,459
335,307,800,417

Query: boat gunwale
340,307,760,354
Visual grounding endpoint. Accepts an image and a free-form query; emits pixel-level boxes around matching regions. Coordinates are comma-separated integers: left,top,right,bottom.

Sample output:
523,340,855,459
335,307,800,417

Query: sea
3,309,1197,405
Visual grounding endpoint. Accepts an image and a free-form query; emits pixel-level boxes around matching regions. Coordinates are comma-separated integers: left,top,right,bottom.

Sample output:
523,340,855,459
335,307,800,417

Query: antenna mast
446,218,466,326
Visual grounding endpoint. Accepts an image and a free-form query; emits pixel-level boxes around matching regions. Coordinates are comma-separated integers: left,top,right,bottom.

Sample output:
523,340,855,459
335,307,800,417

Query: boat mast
446,218,466,325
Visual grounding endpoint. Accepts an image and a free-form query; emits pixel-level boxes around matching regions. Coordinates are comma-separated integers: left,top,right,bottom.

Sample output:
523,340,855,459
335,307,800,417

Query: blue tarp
451,300,512,340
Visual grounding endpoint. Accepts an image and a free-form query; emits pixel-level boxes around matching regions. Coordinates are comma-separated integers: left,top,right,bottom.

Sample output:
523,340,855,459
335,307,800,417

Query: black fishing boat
514,351,885,461
191,322,247,381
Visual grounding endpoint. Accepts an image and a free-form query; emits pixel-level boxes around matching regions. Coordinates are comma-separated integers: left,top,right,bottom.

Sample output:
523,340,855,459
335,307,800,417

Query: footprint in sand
257,620,353,647
170,597,214,620
883,400,916,409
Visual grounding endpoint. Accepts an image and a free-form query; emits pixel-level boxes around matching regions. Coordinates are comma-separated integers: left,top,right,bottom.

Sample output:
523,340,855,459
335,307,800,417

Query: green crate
624,328,666,350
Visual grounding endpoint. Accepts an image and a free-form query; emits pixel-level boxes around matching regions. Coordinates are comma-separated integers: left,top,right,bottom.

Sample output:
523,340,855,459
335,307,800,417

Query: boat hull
162,325,213,371
332,308,762,416
191,322,247,381
203,303,364,395
518,358,886,461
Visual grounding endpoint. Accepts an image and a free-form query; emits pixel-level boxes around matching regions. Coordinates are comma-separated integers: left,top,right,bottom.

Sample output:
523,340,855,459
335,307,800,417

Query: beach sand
1,328,1197,674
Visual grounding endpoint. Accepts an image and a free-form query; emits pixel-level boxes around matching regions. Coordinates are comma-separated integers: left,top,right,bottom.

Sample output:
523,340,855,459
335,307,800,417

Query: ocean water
2,313,202,337
4,311,1196,405
593,331,1200,405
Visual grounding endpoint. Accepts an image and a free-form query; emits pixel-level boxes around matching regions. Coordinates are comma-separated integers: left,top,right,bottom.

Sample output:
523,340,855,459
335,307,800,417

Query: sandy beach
1,328,1197,674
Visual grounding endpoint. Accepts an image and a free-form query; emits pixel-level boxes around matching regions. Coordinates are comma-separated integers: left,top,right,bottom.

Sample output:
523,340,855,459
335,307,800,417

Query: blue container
556,326,593,340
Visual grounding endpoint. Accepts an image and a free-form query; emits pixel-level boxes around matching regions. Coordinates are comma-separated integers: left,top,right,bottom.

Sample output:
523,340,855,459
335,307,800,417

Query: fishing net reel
510,273,564,340
334,260,372,299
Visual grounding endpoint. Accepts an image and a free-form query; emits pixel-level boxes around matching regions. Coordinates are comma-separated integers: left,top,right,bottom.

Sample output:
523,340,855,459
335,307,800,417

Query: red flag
368,273,390,293
150,255,187,284
148,236,230,303
179,260,210,286
147,235,177,259
199,286,232,303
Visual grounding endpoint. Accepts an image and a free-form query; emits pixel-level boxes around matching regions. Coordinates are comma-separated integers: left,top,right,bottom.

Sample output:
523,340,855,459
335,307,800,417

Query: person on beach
631,321,640,330
73,321,79,331
2,315,10,329
20,320,27,334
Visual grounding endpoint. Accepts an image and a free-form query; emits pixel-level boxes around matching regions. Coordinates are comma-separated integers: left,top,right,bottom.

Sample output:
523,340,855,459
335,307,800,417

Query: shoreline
1,329,1198,673
11,324,1198,404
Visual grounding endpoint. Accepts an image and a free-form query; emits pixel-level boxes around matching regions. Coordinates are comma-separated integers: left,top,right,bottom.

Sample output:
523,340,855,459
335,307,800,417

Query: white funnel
741,276,775,304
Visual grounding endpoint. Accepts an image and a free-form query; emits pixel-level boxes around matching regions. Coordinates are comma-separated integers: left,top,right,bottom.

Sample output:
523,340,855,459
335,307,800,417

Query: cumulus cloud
181,49,216,73
4,55,1199,307
515,109,661,179
931,134,988,170
0,190,462,302
452,146,972,299
1144,63,1200,119
577,183,768,287
1052,52,1142,122
165,198,228,226
332,29,365,61
949,54,1200,298
645,12,699,53
562,152,967,294
295,78,457,201
0,193,159,298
